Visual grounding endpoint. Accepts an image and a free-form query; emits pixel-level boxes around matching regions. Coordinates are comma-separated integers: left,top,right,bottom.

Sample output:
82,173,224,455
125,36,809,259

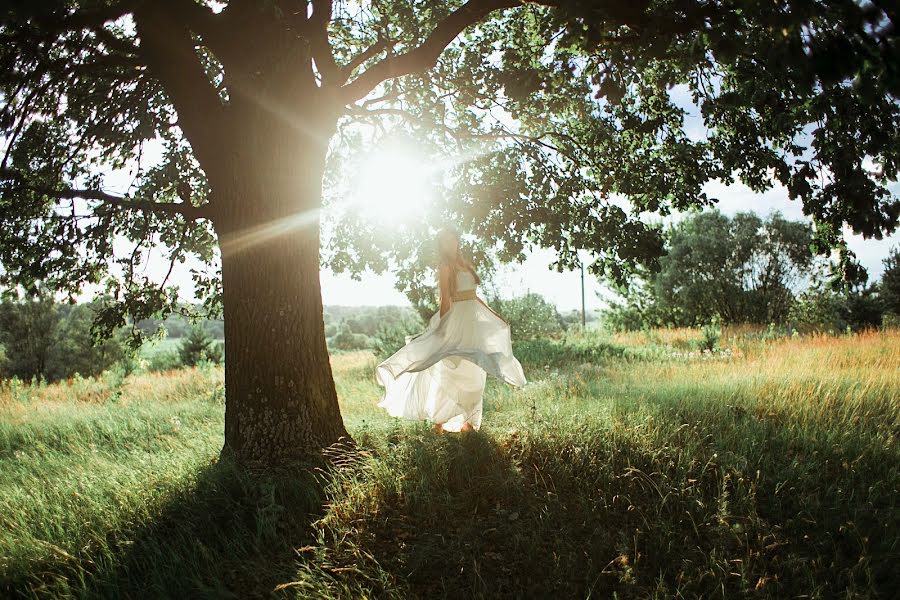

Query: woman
376,228,527,432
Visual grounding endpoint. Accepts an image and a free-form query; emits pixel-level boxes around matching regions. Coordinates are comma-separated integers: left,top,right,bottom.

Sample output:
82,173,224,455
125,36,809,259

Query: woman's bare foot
460,422,475,433
432,422,444,434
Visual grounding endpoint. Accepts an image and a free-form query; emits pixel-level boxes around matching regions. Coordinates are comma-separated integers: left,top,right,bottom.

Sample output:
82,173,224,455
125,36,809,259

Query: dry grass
0,329,897,598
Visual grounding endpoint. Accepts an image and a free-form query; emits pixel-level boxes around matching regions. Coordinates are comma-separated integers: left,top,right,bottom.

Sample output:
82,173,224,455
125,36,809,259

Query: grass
137,337,182,360
0,329,897,598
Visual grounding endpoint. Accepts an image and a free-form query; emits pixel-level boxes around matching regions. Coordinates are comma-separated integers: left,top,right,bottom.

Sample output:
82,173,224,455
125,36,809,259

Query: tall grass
1,330,897,598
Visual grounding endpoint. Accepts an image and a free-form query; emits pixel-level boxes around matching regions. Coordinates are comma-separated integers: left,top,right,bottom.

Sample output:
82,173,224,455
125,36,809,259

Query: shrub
881,247,900,316
327,321,371,351
371,316,425,360
179,326,224,367
147,350,183,372
48,303,131,380
0,297,130,381
513,336,624,369
0,295,59,380
493,293,564,340
696,317,722,352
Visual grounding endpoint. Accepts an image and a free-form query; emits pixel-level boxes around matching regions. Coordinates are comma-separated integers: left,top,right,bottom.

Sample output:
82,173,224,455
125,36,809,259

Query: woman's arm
439,264,453,317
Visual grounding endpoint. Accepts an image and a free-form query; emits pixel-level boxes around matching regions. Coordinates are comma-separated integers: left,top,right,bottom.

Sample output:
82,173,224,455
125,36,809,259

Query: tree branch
309,0,340,84
3,179,210,220
133,5,225,174
340,38,396,82
338,0,524,103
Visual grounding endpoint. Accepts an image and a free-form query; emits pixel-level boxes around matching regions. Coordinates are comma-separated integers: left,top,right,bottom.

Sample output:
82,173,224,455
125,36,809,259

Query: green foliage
883,312,900,329
0,295,59,380
881,247,900,317
178,325,224,367
697,317,722,352
1,0,897,341
605,210,815,329
323,306,424,355
788,264,885,332
371,318,425,361
492,293,564,340
0,297,130,381
327,321,372,352
138,313,225,341
146,349,184,373
48,303,132,380
512,334,625,369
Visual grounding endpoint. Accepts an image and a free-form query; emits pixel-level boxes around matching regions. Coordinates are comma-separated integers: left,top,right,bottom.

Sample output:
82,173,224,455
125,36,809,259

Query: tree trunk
211,117,349,464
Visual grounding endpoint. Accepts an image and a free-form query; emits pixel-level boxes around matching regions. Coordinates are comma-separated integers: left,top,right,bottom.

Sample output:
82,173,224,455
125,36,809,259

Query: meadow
0,328,897,598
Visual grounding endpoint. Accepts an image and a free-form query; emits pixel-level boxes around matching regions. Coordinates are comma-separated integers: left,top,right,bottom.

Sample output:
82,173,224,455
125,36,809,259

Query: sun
351,145,432,224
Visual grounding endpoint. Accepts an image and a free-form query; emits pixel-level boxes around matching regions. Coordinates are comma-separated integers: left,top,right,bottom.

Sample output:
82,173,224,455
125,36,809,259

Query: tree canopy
602,210,817,327
0,0,897,330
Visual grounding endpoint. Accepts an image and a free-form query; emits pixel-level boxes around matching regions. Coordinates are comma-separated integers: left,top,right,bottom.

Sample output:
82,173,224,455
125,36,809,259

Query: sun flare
352,146,432,224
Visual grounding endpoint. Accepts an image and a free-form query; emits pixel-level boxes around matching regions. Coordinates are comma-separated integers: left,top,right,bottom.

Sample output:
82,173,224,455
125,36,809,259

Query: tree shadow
7,406,897,598
311,412,899,599
7,454,328,599
312,428,717,598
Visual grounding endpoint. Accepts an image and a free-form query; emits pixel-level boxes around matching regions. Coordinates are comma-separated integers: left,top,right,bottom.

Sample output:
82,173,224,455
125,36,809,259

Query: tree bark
211,113,349,464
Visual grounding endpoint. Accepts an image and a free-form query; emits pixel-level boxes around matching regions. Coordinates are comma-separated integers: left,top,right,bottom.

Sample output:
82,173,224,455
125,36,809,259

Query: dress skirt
376,297,526,431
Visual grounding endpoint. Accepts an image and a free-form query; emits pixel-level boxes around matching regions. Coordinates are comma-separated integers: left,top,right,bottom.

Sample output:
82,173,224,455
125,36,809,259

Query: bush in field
882,247,900,320
884,313,900,329
493,293,564,340
147,349,184,372
327,321,371,351
513,335,624,369
0,296,129,381
0,295,58,380
371,314,425,360
788,259,885,332
179,326,224,367
48,303,131,380
605,211,813,329
844,284,883,331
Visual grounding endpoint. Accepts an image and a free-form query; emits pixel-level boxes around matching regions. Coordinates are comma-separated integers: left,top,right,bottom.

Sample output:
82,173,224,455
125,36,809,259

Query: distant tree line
0,296,229,382
136,313,224,340
604,211,900,332
0,297,130,381
0,294,578,381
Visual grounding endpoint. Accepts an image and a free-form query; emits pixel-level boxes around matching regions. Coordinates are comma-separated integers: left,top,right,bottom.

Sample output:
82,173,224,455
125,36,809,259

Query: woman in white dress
376,228,527,432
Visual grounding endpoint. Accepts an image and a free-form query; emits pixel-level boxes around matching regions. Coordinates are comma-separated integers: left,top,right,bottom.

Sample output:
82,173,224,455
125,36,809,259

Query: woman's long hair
437,228,481,285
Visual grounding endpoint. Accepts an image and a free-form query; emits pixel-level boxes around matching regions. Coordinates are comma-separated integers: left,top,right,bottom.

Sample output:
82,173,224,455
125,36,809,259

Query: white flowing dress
376,269,527,431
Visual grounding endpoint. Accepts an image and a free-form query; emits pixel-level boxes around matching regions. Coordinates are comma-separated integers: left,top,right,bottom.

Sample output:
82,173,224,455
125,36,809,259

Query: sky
317,178,900,313
99,138,900,316
83,85,899,316
317,83,899,313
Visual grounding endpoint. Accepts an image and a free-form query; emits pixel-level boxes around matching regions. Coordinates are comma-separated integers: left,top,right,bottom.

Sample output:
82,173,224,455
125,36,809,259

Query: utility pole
580,259,586,328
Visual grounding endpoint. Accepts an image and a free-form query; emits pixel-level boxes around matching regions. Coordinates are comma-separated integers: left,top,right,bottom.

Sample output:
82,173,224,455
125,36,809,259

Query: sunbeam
218,208,321,257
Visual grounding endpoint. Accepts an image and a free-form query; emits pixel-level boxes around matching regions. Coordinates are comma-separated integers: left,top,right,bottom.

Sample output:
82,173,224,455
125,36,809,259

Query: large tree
603,210,815,328
1,0,898,463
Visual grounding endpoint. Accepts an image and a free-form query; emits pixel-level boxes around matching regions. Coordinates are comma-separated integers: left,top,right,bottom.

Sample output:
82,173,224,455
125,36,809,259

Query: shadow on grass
308,428,745,599
310,415,899,599
8,412,897,598
6,454,326,599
